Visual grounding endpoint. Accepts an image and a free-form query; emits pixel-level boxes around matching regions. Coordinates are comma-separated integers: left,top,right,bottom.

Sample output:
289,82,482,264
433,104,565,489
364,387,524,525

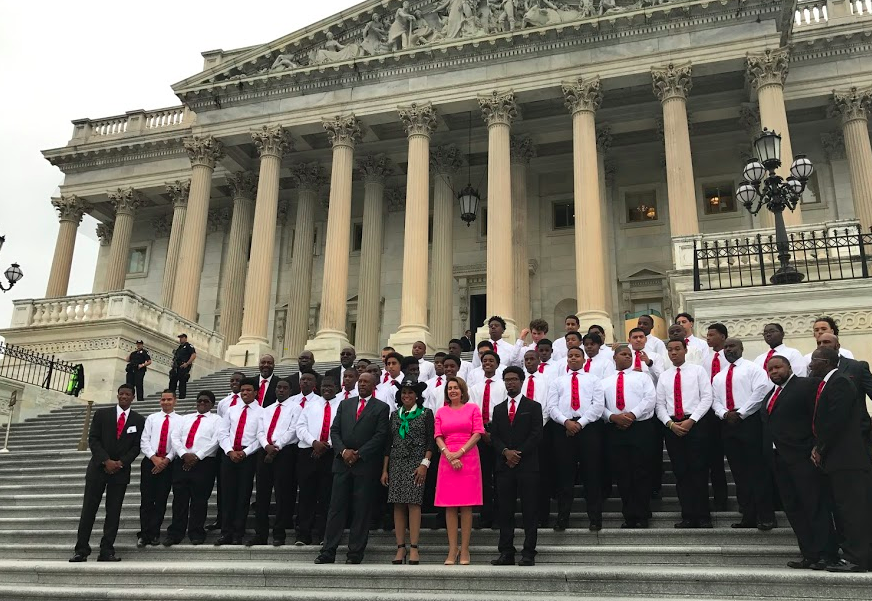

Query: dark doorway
470,294,487,335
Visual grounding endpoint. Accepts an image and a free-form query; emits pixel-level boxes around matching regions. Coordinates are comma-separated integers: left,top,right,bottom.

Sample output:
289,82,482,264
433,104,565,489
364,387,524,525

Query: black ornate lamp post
736,129,814,285
0,236,24,292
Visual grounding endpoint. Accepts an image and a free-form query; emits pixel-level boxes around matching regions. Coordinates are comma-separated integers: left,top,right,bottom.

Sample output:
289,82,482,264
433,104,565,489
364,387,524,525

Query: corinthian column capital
746,48,790,90
831,86,872,124
562,76,602,115
51,195,91,224
357,154,394,183
96,222,114,246
510,136,536,165
228,171,258,199
430,145,465,174
251,124,294,158
398,102,438,138
165,179,191,208
183,135,225,168
479,90,518,127
108,187,145,217
322,115,362,148
652,63,693,102
152,214,172,238
291,162,328,191
596,125,613,155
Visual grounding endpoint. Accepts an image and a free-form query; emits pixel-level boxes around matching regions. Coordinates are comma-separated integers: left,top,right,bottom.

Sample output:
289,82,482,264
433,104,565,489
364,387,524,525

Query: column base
576,310,614,343
224,339,277,367
474,322,518,350
305,330,351,363
387,327,434,356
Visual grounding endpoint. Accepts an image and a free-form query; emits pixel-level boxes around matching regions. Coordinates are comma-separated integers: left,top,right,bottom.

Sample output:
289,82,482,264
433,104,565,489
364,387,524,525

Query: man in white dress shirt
587,325,614,357
448,340,473,382
603,346,657,528
250,378,301,546
675,313,711,359
514,318,550,363
551,315,580,360
703,322,730,510
712,338,776,530
547,347,606,531
411,341,437,382
704,324,728,381
656,339,714,529
164,391,220,546
217,372,245,419
668,324,705,366
376,352,405,404
472,316,517,368
469,350,506,529
629,327,665,498
535,339,560,382
803,316,855,364
423,353,448,412
636,314,667,358
137,390,181,547
379,346,396,384
340,368,359,401
216,377,263,545
553,331,584,375
581,333,617,380
754,323,807,378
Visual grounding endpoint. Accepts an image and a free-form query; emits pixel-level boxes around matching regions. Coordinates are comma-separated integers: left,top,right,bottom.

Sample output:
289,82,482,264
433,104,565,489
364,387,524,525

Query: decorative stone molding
718,310,872,341
746,48,790,90
107,187,145,217
651,63,693,102
207,207,231,233
595,125,612,155
51,195,91,224
385,187,406,212
165,179,191,207
290,162,327,191
398,102,438,138
831,87,872,124
510,136,536,165
322,114,362,148
96,222,113,246
251,124,293,157
562,76,603,115
183,135,225,168
228,171,258,199
478,90,518,127
430,145,464,174
357,154,394,183
821,131,847,161
152,214,172,238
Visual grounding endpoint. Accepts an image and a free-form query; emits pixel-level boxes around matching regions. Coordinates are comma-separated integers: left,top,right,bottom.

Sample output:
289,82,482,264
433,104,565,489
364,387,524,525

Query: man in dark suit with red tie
70,383,146,562
809,347,872,572
490,366,543,566
256,354,279,407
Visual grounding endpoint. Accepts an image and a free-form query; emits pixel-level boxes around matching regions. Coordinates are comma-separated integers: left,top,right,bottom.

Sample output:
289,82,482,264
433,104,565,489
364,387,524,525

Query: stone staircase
0,363,869,600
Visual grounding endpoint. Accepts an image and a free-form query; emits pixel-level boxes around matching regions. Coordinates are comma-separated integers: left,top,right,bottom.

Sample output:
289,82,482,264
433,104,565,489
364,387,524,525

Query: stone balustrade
795,0,872,26
70,106,192,144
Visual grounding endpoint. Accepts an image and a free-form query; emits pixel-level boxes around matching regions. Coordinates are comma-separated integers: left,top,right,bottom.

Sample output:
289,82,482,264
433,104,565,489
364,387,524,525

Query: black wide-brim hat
395,380,428,405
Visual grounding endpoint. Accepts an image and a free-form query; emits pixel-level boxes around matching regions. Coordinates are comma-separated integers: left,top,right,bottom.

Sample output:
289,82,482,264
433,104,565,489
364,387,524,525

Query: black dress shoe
214,535,234,546
697,520,713,529
810,560,830,571
314,554,335,564
787,557,819,569
136,537,148,548
345,557,362,564
245,536,268,547
731,521,756,529
205,522,221,531
148,538,160,547
620,521,637,529
491,554,514,566
826,559,867,573
97,554,121,562
674,520,694,529
68,554,87,563
272,539,285,547
588,522,602,532
757,521,776,531
162,537,182,547
190,538,205,546
518,557,535,566
553,520,567,532
232,537,244,546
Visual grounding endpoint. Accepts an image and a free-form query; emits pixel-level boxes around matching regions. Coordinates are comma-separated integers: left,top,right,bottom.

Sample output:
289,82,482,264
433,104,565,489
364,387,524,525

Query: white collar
823,368,838,383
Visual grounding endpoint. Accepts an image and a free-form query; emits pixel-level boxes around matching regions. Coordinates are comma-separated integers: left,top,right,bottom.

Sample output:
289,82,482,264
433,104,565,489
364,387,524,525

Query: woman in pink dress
434,376,484,565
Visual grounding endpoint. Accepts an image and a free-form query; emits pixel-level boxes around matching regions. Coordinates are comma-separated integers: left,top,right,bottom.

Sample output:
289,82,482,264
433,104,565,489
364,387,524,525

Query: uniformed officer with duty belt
168,334,197,399
126,340,152,402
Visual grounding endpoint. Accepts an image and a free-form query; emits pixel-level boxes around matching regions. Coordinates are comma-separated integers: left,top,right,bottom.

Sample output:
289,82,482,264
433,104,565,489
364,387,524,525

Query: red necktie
493,341,498,354
383,372,390,383
763,349,775,370
185,414,203,448
156,414,170,457
673,368,685,420
812,380,827,435
258,379,267,405
436,376,442,386
526,375,535,399
356,397,366,420
300,396,307,409
509,398,516,424
570,372,580,411
711,352,721,382
482,379,492,424
766,386,782,414
684,338,690,346
725,364,736,411
584,358,592,373
230,393,238,407
344,390,350,400
320,401,332,442
634,351,642,371
538,363,545,374
116,411,126,439
233,405,248,451
616,371,625,411
266,404,282,445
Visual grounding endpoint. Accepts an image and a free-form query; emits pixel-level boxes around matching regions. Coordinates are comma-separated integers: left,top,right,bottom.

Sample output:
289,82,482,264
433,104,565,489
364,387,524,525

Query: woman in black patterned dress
381,381,434,565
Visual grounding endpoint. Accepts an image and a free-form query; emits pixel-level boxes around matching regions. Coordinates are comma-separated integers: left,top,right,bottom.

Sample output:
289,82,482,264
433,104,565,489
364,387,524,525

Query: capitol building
4,0,872,401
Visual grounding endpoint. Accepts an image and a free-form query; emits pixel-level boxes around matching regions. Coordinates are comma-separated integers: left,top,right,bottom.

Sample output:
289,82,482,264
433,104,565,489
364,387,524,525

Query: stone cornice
43,136,188,173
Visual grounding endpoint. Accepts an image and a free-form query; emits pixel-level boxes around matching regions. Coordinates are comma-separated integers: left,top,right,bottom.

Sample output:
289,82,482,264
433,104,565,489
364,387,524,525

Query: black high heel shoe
408,544,419,565
392,544,407,565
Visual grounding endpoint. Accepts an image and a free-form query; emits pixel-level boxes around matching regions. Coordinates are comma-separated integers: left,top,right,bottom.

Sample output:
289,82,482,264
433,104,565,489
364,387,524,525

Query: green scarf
397,405,423,439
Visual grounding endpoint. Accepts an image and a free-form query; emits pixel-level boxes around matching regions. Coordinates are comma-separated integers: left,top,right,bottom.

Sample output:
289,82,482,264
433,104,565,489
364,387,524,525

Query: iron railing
0,342,82,394
693,225,872,291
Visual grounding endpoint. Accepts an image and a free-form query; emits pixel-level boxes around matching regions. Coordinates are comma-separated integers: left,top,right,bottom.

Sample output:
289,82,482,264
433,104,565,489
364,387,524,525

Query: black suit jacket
460,337,473,352
289,371,323,397
330,396,390,475
86,406,146,485
259,374,279,408
837,357,872,441
813,372,872,473
760,376,818,466
325,365,353,387
490,396,543,473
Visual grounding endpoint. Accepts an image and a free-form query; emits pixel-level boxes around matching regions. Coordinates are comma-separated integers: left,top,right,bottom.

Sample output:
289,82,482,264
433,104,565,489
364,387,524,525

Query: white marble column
510,136,534,333
227,125,292,364
160,180,190,307
172,135,224,321
477,90,518,341
746,48,801,227
563,76,613,333
306,115,361,362
46,195,91,298
597,126,616,338
389,103,438,355
282,163,327,361
355,155,393,360
104,187,145,292
832,87,872,229
429,145,464,353
652,64,700,236
217,171,257,349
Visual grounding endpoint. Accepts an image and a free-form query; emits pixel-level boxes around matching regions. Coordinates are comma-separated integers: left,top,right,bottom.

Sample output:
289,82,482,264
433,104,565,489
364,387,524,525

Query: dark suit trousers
167,456,217,541
75,477,127,557
139,458,173,540
650,426,664,494
220,453,257,538
663,416,711,523
538,421,558,522
774,451,837,562
478,436,497,523
255,446,298,540
554,420,604,522
708,417,728,505
827,469,872,568
722,413,774,523
496,469,538,558
321,466,379,561
608,418,655,523
296,447,334,542
423,450,445,529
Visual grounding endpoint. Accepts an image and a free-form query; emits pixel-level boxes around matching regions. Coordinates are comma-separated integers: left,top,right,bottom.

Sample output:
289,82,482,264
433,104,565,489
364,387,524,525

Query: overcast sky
0,0,359,337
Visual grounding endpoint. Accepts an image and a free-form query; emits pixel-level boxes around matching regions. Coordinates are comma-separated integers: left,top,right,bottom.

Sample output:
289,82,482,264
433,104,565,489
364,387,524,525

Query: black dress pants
296,447,334,543
554,419,604,523
75,477,127,557
608,419,655,523
496,470,538,559
478,435,497,525
220,453,257,539
167,456,218,541
254,446,298,541
827,468,872,568
663,414,711,523
538,421,558,523
138,458,173,541
320,466,379,562
707,418,728,507
721,413,774,524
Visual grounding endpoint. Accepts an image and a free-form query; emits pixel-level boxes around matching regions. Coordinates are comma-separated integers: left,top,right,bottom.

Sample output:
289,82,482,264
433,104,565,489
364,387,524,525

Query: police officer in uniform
168,334,197,400
126,340,152,402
